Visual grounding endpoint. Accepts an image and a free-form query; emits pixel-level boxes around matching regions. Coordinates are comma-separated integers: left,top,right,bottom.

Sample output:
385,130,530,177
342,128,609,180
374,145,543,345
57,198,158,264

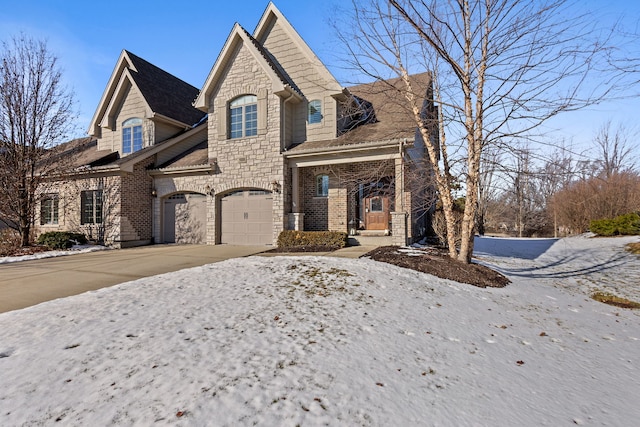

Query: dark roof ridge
123,50,206,126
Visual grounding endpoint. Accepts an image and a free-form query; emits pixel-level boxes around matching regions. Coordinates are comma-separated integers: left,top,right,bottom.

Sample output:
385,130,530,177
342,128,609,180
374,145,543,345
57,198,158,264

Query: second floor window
40,194,59,225
122,118,143,154
308,99,322,124
81,190,103,225
230,95,257,138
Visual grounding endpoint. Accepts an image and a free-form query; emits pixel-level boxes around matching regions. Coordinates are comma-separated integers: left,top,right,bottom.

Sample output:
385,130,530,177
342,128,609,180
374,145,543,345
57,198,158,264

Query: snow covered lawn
0,236,638,426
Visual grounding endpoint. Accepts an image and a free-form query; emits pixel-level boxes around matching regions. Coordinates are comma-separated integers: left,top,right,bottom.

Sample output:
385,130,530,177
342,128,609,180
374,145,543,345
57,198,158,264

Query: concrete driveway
0,244,267,314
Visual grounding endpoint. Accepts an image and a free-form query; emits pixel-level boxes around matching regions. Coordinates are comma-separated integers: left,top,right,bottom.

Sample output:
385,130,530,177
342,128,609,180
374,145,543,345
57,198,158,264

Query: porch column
392,155,408,245
394,157,405,212
391,212,408,246
328,188,348,232
288,166,304,230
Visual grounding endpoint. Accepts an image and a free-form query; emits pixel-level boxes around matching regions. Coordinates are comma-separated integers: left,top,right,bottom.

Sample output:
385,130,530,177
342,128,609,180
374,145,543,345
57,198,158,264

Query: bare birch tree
336,0,629,262
0,35,76,246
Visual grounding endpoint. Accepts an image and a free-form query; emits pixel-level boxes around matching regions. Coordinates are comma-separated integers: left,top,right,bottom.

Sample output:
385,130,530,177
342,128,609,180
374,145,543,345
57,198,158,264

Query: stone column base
288,212,305,231
391,212,408,246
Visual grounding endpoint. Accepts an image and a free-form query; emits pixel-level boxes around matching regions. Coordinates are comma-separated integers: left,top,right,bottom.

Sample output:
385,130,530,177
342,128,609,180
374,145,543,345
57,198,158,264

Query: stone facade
36,4,433,248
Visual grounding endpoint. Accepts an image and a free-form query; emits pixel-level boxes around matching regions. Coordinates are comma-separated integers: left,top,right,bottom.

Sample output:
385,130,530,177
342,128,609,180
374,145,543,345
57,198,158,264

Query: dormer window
308,99,322,124
230,95,257,138
122,118,143,154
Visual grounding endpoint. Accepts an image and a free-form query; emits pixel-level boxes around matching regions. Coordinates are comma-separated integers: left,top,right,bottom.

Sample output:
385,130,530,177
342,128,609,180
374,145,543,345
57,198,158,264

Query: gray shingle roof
286,72,433,154
125,51,206,126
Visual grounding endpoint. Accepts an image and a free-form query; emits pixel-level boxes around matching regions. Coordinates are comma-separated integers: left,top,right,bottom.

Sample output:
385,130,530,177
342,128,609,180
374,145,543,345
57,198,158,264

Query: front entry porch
287,153,413,246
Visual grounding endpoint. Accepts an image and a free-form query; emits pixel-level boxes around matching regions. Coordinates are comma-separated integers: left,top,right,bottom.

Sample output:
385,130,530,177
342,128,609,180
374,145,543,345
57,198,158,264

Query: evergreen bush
277,230,348,249
37,231,88,250
590,212,640,236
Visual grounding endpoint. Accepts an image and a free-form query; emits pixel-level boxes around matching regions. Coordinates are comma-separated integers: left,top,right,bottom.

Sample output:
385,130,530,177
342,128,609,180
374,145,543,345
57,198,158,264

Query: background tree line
477,121,639,237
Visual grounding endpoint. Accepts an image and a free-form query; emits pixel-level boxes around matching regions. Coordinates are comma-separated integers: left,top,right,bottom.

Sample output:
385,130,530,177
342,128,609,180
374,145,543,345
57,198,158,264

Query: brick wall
328,188,348,232
300,161,396,232
34,174,124,245
120,157,155,243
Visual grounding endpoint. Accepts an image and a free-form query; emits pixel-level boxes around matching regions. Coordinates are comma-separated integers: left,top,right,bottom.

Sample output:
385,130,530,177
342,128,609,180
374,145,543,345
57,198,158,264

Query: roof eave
284,138,413,158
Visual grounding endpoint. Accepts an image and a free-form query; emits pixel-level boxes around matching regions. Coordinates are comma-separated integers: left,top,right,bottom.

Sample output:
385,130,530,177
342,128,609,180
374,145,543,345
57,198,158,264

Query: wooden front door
364,196,390,230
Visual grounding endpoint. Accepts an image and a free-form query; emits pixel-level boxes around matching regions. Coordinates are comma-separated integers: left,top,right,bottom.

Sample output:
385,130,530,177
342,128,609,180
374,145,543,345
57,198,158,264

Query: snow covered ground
0,244,107,264
0,235,638,426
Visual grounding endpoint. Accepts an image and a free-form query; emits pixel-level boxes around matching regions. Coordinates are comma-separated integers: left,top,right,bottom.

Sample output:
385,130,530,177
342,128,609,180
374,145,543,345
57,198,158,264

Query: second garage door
221,190,273,245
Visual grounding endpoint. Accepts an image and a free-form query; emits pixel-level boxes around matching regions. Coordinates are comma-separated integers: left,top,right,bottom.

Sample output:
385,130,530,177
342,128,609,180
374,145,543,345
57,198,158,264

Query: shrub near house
37,232,87,250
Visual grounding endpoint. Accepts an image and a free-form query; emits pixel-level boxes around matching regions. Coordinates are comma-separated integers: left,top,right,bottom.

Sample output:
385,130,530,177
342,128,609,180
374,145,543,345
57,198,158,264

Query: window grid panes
40,194,59,225
122,118,143,154
81,190,103,225
316,175,329,197
245,104,257,136
133,125,143,151
229,95,257,138
308,100,322,124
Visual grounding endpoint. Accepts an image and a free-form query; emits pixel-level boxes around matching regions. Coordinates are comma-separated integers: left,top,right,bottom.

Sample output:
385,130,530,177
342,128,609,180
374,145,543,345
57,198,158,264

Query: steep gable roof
125,52,205,126
194,23,301,111
253,2,342,94
88,51,205,137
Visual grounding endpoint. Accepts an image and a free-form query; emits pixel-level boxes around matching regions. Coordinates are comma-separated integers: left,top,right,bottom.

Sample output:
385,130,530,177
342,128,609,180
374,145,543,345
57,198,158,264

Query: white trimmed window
40,194,59,225
308,99,322,124
122,118,143,154
316,174,329,197
230,95,257,138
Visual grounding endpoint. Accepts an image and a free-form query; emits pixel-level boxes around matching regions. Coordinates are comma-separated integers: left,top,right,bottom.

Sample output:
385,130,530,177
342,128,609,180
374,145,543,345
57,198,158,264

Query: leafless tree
593,121,638,178
0,34,76,246
537,145,576,237
336,0,630,262
550,171,640,234
60,175,122,245
549,123,640,234
477,145,505,235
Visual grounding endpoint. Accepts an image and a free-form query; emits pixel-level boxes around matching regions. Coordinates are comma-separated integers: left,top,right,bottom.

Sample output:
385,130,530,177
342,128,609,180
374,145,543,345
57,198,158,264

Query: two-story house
36,2,436,247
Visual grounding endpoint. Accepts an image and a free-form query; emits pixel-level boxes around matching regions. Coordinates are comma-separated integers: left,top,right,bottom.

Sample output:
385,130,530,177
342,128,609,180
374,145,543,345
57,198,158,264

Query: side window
40,194,59,225
122,118,143,154
316,174,329,197
80,190,103,225
308,99,322,124
229,95,257,138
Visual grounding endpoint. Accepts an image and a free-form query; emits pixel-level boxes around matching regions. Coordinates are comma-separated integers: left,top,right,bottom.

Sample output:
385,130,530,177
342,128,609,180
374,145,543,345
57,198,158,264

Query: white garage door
163,193,206,244
221,190,273,245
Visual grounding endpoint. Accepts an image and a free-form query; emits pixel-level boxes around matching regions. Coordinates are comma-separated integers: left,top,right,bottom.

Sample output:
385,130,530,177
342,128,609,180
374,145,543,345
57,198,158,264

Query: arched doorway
163,192,206,243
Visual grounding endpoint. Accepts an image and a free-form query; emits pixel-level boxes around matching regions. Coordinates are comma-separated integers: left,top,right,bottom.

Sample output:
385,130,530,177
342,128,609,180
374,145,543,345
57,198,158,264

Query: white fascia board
253,3,343,94
88,50,135,136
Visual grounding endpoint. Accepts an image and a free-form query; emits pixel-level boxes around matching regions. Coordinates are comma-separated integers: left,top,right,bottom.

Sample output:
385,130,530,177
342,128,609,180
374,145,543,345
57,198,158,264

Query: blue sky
1,0,638,161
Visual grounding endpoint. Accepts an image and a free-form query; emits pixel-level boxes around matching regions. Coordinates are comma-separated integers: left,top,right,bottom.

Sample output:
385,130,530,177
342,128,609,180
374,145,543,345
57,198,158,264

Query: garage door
163,193,206,243
221,190,273,245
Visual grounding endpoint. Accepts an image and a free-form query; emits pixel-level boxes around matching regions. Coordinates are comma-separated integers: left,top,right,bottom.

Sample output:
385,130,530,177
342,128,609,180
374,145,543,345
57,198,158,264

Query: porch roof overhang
284,138,410,168
147,163,217,177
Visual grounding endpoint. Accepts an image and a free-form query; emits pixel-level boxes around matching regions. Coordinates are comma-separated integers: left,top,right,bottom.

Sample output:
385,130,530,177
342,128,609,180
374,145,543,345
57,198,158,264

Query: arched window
316,174,329,197
230,95,257,138
122,118,143,154
308,99,322,124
